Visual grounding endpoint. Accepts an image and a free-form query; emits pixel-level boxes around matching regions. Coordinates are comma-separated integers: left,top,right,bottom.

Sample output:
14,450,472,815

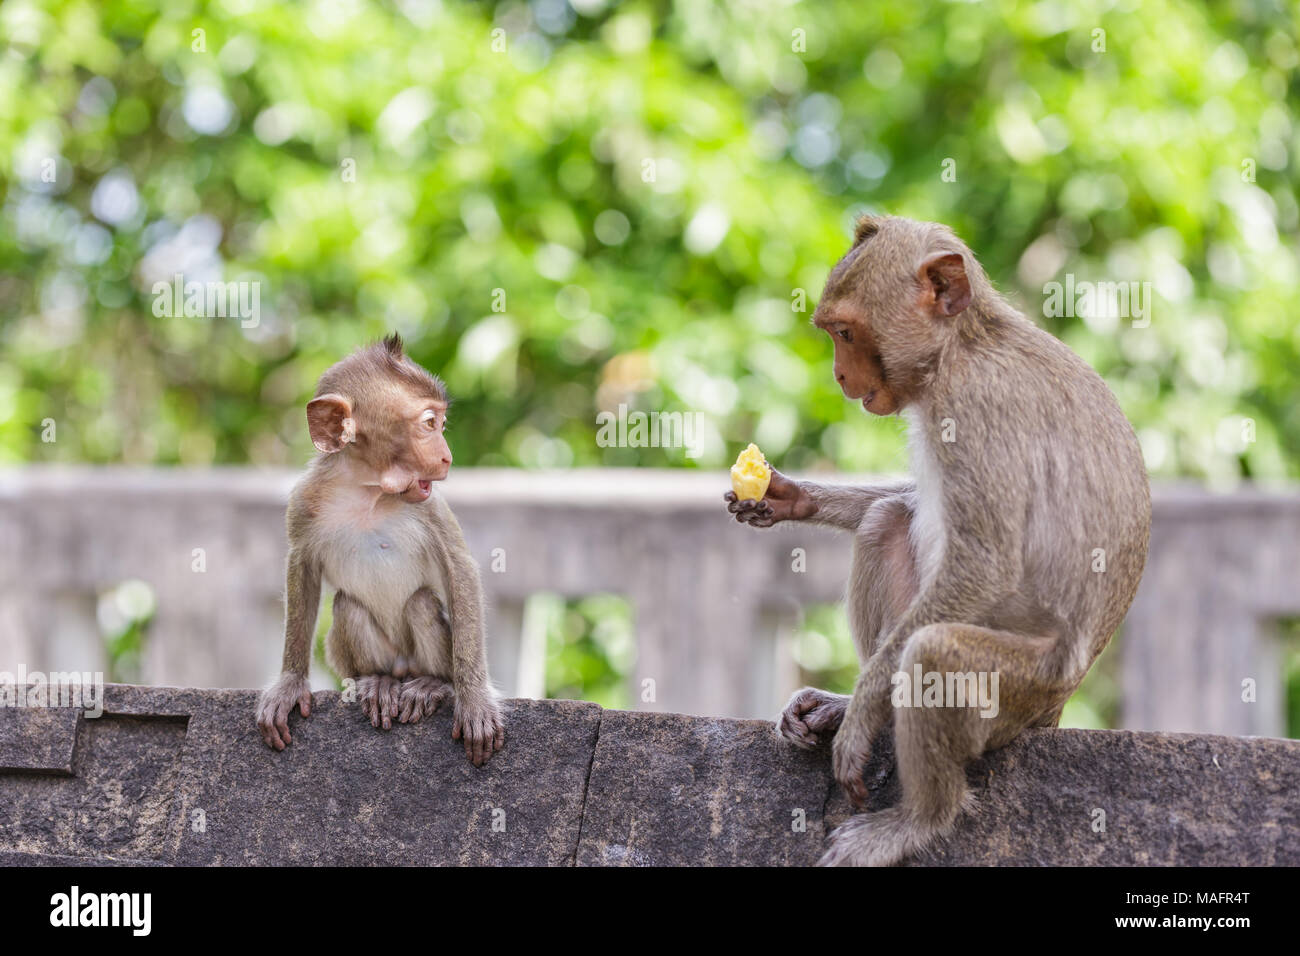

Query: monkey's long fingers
778,710,818,749
259,718,285,750
272,704,297,748
379,690,397,730
804,702,845,735
835,759,869,808
458,723,476,764
473,721,488,765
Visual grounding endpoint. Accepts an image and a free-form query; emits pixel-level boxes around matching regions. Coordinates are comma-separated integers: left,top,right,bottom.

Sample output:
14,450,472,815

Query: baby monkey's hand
724,469,817,527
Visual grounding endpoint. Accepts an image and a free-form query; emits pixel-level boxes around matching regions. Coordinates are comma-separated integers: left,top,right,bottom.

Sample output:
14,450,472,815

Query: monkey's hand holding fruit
724,444,818,526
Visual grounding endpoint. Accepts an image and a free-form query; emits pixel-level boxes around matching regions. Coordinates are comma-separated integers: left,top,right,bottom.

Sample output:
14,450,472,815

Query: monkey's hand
831,712,872,809
833,657,899,804
777,687,848,749
724,469,816,527
256,673,313,751
453,694,505,767
832,666,891,809
397,675,453,724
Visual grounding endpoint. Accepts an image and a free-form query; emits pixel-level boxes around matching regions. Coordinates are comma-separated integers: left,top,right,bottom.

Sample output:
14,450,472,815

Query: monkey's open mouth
401,478,434,502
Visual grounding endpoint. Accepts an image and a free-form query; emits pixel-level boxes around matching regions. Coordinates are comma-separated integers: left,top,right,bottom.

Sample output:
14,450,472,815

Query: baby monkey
257,335,504,765
728,215,1150,865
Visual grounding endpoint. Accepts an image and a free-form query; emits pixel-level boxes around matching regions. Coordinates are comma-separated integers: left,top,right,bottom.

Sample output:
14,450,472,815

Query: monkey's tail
818,795,971,867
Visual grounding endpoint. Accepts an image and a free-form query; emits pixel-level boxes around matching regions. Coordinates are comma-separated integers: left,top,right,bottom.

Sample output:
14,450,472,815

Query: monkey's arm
432,504,504,766
280,546,323,676
798,478,915,531
256,545,321,749
727,471,914,530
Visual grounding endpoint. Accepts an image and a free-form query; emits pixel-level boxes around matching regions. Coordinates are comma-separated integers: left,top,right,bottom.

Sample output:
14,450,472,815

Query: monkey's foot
776,687,848,749
397,675,453,724
358,675,403,730
819,808,926,867
819,793,970,867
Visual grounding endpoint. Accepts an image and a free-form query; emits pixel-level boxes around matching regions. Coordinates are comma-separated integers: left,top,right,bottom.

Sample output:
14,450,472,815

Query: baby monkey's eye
837,329,853,343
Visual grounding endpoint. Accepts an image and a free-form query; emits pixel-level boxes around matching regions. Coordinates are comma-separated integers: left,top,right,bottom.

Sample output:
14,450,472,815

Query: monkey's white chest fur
903,407,948,590
313,499,439,640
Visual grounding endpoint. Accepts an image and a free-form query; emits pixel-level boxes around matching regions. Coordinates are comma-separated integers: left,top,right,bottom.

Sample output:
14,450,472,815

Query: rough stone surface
0,704,79,773
577,710,832,866
0,685,1296,866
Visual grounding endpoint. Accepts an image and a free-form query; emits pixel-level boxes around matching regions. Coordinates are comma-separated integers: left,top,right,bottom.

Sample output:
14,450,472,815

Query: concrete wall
1,685,1297,866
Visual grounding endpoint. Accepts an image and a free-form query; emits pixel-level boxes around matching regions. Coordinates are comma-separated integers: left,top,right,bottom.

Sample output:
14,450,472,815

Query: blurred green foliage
1,0,1297,481
539,593,635,709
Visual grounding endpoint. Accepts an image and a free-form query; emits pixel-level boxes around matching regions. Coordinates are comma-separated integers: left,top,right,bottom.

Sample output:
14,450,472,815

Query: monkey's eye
420,410,440,431
837,329,853,343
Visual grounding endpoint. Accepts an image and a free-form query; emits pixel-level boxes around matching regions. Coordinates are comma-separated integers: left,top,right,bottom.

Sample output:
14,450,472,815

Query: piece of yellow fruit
730,443,771,501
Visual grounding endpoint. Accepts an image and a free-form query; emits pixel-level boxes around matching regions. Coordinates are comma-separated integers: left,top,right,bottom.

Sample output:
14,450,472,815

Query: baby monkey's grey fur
257,335,503,766
728,215,1150,865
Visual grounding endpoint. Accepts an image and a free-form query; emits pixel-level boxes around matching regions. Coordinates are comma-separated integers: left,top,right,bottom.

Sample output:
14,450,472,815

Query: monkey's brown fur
728,215,1150,865
256,334,504,765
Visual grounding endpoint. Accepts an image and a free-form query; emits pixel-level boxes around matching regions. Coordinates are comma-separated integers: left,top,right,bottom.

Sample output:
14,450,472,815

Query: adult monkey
726,215,1150,866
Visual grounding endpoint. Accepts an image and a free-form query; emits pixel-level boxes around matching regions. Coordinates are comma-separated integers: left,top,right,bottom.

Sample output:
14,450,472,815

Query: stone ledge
0,685,1296,866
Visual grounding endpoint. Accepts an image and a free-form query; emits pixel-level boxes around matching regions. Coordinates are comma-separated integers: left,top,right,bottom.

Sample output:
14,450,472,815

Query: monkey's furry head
315,333,447,406
814,215,1007,408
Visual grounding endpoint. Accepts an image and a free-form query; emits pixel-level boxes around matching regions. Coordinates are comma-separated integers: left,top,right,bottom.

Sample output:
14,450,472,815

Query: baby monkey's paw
256,674,313,751
358,675,403,730
397,675,453,724
453,696,505,767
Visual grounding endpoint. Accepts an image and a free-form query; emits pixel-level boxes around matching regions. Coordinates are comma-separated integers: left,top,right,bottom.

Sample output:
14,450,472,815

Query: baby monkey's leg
397,588,454,724
329,591,403,730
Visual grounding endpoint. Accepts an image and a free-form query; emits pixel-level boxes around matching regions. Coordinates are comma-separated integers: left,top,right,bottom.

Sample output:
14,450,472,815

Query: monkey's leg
402,587,453,676
847,495,918,664
328,592,403,730
396,589,455,724
821,622,1065,867
778,496,918,749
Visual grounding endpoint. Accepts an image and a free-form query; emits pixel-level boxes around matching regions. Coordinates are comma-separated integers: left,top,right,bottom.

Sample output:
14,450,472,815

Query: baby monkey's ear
306,393,356,453
918,252,972,317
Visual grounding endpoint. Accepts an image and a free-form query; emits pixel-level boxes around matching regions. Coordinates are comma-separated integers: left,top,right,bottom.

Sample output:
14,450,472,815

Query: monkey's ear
306,394,356,453
918,253,971,317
